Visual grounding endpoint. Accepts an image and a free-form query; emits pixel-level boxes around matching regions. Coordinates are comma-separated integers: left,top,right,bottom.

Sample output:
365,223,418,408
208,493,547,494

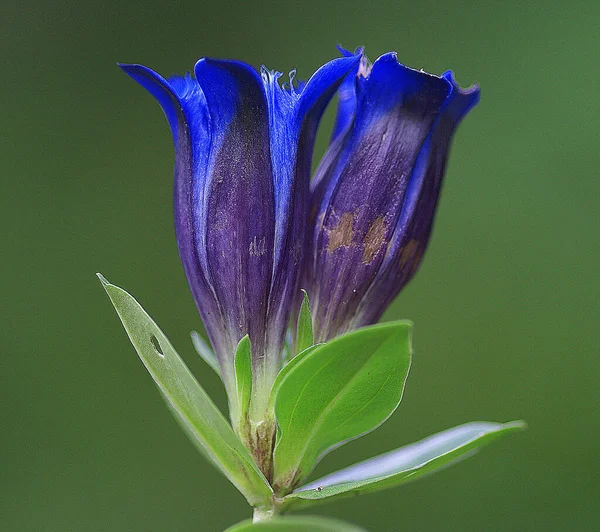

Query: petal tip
441,70,481,120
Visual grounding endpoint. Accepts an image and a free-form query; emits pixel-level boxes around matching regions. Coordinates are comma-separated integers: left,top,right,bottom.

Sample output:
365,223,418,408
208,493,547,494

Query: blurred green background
1,0,598,530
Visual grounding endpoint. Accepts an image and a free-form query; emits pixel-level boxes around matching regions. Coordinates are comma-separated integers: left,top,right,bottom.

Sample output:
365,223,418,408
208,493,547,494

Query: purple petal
353,72,480,327
308,53,452,341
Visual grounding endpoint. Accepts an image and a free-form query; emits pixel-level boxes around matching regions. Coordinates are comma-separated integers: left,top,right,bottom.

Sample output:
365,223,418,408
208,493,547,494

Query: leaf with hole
98,274,272,507
283,420,526,510
224,515,366,531
272,321,412,493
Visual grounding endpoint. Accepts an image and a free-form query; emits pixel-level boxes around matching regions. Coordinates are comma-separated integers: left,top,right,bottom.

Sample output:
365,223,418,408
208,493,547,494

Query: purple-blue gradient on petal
306,53,480,342
119,53,360,410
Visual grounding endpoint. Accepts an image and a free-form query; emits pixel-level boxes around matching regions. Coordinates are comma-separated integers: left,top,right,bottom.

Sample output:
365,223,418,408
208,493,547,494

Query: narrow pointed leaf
158,386,222,470
98,274,272,507
284,420,526,509
235,335,253,428
295,290,314,355
191,330,221,377
225,516,366,531
273,321,412,492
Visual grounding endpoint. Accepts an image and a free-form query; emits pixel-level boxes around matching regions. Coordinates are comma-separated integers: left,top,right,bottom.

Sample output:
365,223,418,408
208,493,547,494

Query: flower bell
120,54,360,424
306,50,480,342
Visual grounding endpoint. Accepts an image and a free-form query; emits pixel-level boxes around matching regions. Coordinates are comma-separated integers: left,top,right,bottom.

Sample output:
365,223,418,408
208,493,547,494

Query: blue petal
355,72,481,327
120,62,233,391
296,53,362,122
308,53,452,341
119,64,209,163
259,53,361,346
118,63,182,141
442,70,481,126
192,59,277,387
329,45,365,143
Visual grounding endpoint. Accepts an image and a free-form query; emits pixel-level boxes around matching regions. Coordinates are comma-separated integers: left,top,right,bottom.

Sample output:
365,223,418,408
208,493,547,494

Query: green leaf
224,516,366,531
295,290,314,355
235,335,253,430
97,274,272,507
158,386,223,470
190,330,221,377
283,420,526,510
268,344,321,412
272,321,412,493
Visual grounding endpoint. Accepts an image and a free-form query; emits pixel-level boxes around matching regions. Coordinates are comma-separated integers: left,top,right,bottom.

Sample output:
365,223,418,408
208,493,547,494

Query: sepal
294,290,314,357
234,335,253,436
191,330,221,377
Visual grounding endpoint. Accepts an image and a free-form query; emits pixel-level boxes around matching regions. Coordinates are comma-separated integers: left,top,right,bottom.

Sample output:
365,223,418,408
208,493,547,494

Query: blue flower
305,49,480,342
120,53,360,419
120,46,479,416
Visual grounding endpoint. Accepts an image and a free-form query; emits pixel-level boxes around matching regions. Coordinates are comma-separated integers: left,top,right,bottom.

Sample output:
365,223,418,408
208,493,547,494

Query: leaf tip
506,419,528,432
96,272,110,287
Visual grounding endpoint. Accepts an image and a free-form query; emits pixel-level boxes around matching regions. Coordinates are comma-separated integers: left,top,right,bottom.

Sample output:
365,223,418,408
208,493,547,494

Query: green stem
248,415,276,481
253,506,278,523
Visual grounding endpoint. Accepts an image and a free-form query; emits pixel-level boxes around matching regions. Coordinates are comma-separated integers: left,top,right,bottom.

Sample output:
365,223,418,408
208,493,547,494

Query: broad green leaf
295,290,313,355
235,335,252,430
283,420,526,509
98,274,272,507
190,330,221,377
225,516,365,531
272,321,412,493
268,344,321,412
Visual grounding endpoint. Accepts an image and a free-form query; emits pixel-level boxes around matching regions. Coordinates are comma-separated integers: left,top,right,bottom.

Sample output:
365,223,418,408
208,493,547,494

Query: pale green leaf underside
284,420,526,509
273,321,412,491
191,330,221,377
225,516,366,531
98,274,272,507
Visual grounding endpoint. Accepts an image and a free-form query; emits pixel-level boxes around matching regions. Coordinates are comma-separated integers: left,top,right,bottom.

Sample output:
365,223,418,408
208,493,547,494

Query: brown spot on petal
399,239,420,271
327,212,354,253
409,247,424,276
362,217,387,264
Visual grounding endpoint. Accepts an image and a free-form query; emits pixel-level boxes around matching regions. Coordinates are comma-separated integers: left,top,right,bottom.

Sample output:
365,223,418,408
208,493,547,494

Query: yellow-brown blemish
326,212,354,253
399,239,420,270
409,247,424,276
362,216,387,264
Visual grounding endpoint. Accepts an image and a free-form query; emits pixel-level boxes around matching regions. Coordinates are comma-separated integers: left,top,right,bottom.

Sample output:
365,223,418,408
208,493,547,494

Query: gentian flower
109,47,525,520
306,50,480,342
120,54,360,425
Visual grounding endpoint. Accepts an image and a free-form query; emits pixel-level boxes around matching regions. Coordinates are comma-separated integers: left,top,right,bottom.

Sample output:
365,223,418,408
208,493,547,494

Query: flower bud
306,51,480,342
